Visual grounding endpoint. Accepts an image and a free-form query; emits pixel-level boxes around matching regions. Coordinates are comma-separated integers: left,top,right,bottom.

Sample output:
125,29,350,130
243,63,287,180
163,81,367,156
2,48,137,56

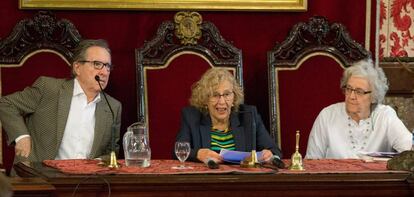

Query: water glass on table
172,141,193,169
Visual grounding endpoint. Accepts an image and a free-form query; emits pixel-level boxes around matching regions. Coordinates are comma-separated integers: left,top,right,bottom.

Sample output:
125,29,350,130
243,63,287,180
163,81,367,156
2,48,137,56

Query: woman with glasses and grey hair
174,68,282,165
306,59,412,159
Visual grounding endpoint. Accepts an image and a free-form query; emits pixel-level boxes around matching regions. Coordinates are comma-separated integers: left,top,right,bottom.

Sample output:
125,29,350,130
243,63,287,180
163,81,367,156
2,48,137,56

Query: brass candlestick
289,130,304,171
240,150,258,168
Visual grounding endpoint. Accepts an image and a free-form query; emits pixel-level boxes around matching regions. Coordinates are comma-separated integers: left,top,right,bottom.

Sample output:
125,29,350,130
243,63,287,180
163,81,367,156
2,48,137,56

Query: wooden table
11,177,54,197
11,160,414,197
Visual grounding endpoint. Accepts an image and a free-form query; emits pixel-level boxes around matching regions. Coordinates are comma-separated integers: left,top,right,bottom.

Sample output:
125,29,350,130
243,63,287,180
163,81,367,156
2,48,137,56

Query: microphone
271,155,285,169
95,75,116,152
240,106,284,169
204,158,219,169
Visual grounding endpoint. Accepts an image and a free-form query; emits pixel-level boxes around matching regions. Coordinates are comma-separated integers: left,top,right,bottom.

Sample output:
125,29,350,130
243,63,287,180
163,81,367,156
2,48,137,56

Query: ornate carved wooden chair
0,11,81,173
268,16,370,157
136,11,242,159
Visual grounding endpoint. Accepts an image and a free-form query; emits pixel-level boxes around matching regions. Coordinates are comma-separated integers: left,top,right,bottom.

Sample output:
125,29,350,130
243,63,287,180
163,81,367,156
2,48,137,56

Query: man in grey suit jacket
0,39,122,165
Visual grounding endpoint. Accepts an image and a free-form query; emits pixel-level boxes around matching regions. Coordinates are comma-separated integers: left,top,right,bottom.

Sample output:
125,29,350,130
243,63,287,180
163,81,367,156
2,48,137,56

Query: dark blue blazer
175,104,282,161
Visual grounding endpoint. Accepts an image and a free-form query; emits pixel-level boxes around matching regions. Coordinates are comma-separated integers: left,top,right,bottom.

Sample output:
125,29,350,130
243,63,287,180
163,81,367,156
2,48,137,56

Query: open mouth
215,106,228,114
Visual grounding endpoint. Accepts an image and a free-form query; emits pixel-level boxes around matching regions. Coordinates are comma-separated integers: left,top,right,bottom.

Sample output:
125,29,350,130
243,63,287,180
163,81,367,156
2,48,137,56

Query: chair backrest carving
268,16,370,157
136,11,242,159
0,11,81,66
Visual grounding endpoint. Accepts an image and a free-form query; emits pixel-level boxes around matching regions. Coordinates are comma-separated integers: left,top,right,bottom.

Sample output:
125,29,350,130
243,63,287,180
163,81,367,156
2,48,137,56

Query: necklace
347,116,372,151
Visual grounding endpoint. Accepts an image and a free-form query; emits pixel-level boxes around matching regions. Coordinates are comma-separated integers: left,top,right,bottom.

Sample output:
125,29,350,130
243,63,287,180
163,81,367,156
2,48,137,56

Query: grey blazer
175,104,281,161
0,76,122,162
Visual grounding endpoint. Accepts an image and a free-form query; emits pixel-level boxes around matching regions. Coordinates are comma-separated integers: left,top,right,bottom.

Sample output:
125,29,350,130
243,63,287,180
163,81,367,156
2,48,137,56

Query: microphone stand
95,76,119,169
240,107,285,169
108,125,119,169
239,108,258,168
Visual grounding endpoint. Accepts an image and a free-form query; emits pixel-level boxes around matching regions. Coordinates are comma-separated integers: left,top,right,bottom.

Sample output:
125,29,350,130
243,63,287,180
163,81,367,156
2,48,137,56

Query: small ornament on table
289,130,305,171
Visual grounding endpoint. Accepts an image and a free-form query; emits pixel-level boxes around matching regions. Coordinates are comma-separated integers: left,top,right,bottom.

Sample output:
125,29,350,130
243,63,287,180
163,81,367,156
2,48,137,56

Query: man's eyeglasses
209,92,234,102
79,60,113,71
342,86,371,96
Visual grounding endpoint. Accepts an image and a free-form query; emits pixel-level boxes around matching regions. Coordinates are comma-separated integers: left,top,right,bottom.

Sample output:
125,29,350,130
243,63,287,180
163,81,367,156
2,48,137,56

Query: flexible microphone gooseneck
95,75,116,153
239,108,256,151
240,107,285,169
95,76,114,120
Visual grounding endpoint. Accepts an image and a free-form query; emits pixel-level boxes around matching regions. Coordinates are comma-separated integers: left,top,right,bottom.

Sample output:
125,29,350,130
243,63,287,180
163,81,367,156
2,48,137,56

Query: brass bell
289,130,305,171
108,151,120,169
240,150,258,168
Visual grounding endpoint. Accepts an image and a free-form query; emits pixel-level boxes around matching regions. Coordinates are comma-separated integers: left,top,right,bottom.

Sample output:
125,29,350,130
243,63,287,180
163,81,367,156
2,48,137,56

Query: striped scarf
210,127,236,152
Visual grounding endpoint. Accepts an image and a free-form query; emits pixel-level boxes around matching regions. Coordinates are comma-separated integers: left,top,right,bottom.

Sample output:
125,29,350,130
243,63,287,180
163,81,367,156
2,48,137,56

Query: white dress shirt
305,102,413,159
55,79,101,160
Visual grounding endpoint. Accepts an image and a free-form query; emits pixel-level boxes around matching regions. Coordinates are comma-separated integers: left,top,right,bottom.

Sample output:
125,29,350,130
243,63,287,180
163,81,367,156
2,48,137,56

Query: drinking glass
172,141,193,169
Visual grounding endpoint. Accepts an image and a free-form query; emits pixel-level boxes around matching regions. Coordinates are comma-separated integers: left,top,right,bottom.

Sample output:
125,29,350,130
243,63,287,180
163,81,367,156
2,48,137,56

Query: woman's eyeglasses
209,92,234,102
342,86,371,96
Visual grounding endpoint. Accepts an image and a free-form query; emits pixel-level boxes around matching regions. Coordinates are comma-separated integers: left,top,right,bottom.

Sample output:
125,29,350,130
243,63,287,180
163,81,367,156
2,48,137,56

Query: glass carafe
123,122,151,167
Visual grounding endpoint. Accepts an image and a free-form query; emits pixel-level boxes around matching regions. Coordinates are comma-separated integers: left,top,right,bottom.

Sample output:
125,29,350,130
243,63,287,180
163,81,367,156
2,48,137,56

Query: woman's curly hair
190,68,244,114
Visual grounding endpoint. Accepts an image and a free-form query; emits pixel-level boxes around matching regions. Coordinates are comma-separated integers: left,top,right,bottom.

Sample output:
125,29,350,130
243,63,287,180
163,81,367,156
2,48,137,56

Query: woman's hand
197,148,223,163
260,149,273,163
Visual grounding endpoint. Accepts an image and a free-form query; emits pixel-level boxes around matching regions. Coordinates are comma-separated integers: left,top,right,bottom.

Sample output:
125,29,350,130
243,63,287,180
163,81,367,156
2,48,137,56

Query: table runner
43,159,275,175
278,159,397,174
43,159,403,175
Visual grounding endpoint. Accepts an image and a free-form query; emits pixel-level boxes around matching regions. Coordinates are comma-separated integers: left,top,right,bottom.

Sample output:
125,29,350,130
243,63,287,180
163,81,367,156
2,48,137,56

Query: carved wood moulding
135,11,243,123
136,12,241,68
0,11,82,66
269,16,371,67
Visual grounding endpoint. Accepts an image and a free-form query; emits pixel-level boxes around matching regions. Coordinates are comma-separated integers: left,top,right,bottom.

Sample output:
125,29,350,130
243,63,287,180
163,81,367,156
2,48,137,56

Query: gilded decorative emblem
174,11,202,45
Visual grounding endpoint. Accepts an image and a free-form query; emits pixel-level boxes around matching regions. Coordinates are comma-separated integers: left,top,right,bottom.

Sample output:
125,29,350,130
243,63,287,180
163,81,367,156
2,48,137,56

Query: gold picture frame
19,0,307,11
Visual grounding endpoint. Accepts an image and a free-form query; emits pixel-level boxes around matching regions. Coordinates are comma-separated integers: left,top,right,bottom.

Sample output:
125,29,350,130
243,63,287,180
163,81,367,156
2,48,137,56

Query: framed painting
19,0,307,11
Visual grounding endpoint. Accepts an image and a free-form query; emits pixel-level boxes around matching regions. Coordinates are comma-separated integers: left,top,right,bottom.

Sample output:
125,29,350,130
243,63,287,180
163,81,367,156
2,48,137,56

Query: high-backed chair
268,16,370,157
136,11,242,159
0,11,81,174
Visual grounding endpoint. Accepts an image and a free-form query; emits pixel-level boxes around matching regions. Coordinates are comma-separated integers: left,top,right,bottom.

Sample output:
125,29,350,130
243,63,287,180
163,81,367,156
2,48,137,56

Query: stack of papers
219,149,262,164
358,151,399,162
365,152,399,158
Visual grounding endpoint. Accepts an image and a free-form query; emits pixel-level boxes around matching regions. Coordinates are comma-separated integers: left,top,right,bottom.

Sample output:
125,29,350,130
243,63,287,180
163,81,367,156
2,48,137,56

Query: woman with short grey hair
306,59,412,159
340,59,388,105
